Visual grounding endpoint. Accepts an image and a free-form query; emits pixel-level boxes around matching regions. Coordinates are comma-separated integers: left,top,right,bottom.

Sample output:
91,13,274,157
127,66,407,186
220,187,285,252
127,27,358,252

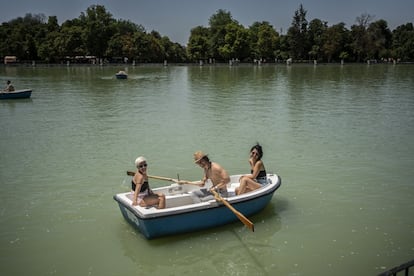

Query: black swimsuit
251,169,267,178
251,169,267,185
131,180,149,192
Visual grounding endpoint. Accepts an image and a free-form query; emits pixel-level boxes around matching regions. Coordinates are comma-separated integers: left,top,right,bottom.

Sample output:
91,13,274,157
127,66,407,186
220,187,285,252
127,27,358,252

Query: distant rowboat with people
0,89,32,99
115,70,128,79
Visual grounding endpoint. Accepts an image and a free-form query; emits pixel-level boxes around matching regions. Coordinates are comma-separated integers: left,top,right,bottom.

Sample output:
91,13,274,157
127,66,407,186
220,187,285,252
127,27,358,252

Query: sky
1,0,413,45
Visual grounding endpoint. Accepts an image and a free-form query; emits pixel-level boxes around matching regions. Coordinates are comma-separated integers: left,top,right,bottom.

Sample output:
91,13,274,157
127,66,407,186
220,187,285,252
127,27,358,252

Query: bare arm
250,160,263,179
212,179,229,191
192,171,209,187
239,160,263,182
132,173,144,205
209,163,230,191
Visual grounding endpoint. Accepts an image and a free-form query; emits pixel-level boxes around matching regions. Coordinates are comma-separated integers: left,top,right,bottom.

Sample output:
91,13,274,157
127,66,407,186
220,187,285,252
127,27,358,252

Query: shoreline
1,61,412,68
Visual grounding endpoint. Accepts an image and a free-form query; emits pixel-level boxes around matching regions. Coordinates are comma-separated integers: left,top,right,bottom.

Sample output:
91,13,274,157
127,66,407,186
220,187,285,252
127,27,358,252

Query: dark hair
250,143,263,160
201,155,210,163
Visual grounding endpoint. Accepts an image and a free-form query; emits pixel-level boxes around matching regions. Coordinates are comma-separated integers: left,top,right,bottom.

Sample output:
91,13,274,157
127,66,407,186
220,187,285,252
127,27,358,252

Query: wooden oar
211,190,255,232
126,171,200,185
148,174,198,185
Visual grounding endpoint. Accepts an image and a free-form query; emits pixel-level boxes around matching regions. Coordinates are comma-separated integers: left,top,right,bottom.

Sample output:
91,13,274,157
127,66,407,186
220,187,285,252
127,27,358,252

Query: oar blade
212,190,255,232
237,213,255,232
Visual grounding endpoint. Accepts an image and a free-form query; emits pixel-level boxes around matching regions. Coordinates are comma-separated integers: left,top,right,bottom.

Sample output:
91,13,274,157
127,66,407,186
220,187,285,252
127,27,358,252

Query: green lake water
1,64,413,275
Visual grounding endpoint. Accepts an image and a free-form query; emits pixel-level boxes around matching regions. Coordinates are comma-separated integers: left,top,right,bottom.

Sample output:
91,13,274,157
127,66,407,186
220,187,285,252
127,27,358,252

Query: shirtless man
191,151,230,202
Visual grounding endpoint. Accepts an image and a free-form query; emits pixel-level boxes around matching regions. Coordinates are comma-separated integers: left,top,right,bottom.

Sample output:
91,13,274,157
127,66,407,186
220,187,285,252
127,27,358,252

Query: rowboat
0,89,32,99
113,173,281,239
115,71,128,79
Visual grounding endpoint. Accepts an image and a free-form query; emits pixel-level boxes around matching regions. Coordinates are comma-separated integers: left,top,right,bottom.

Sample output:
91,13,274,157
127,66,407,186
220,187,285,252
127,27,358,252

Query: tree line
0,4,413,64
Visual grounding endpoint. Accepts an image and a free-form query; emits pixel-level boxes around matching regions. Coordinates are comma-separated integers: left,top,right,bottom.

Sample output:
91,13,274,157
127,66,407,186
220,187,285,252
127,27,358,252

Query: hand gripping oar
211,190,254,232
126,171,200,185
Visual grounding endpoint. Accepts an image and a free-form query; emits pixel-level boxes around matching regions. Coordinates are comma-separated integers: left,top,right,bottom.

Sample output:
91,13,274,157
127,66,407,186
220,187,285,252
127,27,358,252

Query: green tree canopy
1,4,413,63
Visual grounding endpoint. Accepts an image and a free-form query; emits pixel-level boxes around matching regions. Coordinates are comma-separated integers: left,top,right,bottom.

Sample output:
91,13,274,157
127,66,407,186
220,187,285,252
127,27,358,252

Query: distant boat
0,89,32,100
115,71,128,79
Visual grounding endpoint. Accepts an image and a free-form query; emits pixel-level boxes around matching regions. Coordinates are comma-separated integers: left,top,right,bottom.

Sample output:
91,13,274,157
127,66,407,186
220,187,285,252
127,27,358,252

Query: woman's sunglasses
138,163,148,169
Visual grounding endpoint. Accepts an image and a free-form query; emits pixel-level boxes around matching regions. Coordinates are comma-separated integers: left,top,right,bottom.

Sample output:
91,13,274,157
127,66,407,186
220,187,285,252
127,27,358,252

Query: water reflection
117,198,285,274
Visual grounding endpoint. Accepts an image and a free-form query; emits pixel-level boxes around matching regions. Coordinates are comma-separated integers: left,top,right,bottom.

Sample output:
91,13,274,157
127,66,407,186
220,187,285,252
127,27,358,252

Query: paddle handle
211,190,255,232
150,175,199,185
126,171,200,185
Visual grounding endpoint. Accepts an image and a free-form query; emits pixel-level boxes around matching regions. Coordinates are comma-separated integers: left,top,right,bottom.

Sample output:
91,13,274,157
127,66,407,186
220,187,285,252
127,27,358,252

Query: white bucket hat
134,156,147,167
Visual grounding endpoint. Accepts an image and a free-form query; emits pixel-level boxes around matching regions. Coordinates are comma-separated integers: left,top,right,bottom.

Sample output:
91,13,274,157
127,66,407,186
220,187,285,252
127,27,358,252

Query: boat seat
226,183,239,197
165,194,194,208
167,184,184,195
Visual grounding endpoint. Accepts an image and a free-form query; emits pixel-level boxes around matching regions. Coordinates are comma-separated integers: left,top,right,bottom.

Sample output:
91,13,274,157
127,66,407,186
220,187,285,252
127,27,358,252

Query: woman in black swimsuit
236,143,267,195
131,156,165,209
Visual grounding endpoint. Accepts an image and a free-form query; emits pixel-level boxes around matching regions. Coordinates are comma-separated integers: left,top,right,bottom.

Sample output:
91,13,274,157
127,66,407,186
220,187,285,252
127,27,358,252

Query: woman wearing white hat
131,156,165,209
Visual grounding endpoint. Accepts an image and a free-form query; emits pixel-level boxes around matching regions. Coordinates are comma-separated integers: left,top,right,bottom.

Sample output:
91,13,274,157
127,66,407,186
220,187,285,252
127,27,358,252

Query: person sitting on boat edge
131,156,166,209
191,151,230,202
235,143,267,195
3,80,15,92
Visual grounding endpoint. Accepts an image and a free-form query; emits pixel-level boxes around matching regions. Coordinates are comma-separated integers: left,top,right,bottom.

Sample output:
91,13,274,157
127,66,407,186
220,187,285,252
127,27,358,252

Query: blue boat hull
115,74,127,79
116,192,274,239
0,89,32,99
114,174,281,239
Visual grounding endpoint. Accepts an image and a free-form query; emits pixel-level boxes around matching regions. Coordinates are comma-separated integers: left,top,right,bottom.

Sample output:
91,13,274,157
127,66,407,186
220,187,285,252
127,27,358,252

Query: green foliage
249,21,279,61
80,5,115,57
0,4,413,63
322,23,349,62
392,23,414,60
208,9,238,61
187,26,210,61
287,4,309,60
